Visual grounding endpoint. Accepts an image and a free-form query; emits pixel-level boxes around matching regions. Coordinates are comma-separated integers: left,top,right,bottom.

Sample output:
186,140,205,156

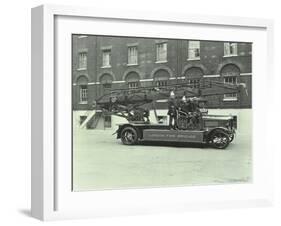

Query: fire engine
86,79,247,149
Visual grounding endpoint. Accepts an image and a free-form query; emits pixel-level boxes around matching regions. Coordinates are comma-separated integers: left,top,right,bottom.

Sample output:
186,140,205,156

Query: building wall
72,35,252,110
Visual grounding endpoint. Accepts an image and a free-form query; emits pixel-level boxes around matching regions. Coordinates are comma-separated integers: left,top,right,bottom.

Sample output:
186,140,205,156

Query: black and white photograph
72,35,252,191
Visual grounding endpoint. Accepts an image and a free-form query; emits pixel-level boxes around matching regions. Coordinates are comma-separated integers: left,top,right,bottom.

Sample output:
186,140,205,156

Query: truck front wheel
120,127,138,145
208,130,230,149
229,133,234,143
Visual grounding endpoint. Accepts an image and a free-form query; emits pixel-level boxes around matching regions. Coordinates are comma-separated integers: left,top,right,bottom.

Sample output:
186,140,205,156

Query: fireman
143,108,150,123
168,90,176,106
168,104,177,129
188,97,202,129
168,91,178,129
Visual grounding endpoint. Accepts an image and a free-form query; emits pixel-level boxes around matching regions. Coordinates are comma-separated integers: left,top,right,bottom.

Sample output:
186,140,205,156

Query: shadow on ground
18,209,31,217
135,141,208,148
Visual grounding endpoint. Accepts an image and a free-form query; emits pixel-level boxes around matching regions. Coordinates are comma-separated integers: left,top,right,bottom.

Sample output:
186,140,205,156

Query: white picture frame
31,4,274,221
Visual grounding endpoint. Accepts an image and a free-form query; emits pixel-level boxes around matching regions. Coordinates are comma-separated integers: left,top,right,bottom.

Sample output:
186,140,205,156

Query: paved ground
73,109,252,191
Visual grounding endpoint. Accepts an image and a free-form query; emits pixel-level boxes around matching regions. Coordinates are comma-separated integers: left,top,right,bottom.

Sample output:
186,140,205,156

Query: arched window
153,69,170,87
100,73,113,90
184,67,204,88
125,71,140,89
221,64,240,101
76,76,88,104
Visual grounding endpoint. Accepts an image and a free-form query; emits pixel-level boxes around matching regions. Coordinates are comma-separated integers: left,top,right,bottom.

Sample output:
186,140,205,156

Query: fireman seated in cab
188,97,203,129
181,95,191,113
189,97,199,112
177,96,202,130
143,108,150,123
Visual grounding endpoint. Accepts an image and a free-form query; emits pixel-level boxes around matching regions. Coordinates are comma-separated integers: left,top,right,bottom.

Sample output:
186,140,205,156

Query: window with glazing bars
224,76,237,99
79,85,88,103
78,52,87,69
128,81,139,89
128,46,138,65
102,50,111,67
224,42,238,56
103,83,112,89
156,80,168,87
187,79,200,88
156,42,167,62
188,41,200,59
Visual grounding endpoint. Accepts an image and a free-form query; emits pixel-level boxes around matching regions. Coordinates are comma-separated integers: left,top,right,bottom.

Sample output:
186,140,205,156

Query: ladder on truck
80,110,103,129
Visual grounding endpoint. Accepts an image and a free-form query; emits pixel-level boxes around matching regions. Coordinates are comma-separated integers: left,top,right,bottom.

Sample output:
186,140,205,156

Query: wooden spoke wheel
120,127,138,145
208,130,230,149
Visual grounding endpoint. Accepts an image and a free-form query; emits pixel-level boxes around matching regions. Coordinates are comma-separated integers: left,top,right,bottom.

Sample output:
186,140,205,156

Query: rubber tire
120,127,138,145
229,133,234,143
208,130,230,149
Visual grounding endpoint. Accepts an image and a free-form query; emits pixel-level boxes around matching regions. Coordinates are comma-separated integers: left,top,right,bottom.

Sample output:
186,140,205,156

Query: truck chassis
116,115,236,149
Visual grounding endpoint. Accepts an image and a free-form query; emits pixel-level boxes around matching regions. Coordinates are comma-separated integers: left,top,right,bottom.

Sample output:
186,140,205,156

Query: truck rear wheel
120,126,138,145
208,130,230,149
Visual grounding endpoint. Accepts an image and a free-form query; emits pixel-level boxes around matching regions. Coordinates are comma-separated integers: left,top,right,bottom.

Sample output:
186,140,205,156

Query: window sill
223,54,238,58
101,66,111,69
187,58,200,61
127,63,138,66
79,102,88,105
155,60,168,64
223,97,238,102
156,99,169,103
77,68,87,71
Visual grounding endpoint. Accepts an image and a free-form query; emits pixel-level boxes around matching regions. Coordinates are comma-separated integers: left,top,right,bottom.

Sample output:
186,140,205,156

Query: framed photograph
31,4,274,221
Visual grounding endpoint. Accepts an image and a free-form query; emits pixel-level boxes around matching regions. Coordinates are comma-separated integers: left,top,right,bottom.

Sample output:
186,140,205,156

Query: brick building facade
72,35,252,112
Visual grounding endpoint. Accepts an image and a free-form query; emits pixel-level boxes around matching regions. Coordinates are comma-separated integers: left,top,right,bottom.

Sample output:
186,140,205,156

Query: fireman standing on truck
168,91,177,129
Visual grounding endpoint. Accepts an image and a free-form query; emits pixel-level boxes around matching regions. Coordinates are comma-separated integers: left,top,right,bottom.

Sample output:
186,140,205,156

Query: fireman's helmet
170,91,175,98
